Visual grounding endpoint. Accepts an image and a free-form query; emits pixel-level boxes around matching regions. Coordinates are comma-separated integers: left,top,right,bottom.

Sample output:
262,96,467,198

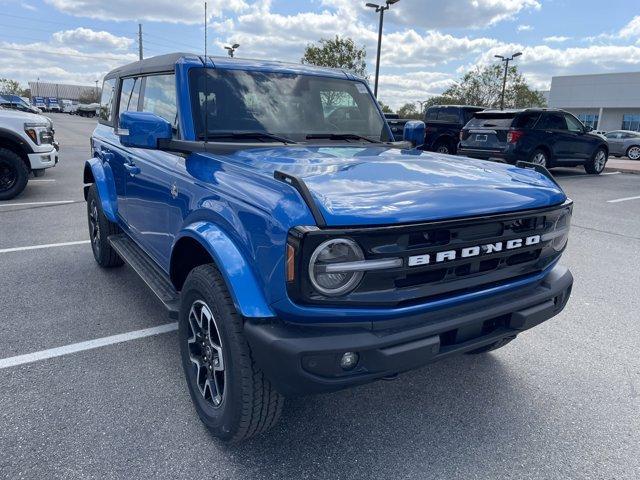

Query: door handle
124,161,141,176
101,151,114,162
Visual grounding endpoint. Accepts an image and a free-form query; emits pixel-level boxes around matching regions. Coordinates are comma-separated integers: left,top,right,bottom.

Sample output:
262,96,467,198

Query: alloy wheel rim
187,300,226,408
628,147,640,160
437,145,449,154
89,199,101,255
532,152,546,166
0,161,17,191
595,150,606,171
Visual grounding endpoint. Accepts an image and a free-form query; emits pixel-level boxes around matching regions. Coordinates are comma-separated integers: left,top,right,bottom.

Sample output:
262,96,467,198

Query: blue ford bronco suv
84,53,573,442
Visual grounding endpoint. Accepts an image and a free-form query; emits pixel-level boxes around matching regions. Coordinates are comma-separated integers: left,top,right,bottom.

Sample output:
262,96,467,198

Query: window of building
622,114,640,132
577,113,599,129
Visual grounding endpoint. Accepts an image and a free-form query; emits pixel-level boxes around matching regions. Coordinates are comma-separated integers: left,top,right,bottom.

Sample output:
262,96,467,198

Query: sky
0,0,639,109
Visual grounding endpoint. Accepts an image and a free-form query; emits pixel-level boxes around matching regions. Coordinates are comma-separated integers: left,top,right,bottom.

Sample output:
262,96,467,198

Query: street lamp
417,100,428,116
224,43,240,58
366,0,400,98
494,52,522,110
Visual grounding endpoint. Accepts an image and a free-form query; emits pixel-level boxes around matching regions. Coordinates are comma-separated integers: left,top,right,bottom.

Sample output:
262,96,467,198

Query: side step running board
108,234,180,319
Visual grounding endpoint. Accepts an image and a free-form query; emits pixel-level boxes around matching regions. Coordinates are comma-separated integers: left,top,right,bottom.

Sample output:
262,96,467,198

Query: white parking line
0,200,74,207
29,179,57,183
0,240,91,254
0,323,178,370
607,195,640,204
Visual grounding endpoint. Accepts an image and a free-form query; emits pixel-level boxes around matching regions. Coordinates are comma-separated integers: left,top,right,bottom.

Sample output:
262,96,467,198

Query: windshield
189,68,389,143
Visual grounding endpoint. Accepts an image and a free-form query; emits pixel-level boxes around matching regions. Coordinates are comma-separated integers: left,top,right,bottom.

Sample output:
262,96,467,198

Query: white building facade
548,72,640,132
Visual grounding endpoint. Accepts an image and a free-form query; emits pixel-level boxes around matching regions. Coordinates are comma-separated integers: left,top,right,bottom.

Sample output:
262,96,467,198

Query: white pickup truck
0,108,59,200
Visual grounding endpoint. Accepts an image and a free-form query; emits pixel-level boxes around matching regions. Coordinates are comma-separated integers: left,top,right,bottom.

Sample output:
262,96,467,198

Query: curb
604,167,640,175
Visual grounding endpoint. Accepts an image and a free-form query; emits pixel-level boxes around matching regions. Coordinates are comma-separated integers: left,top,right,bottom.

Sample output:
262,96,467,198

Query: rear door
461,113,515,153
534,113,575,161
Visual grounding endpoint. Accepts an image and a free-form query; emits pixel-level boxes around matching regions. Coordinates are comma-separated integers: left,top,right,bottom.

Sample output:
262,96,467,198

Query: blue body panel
87,55,569,322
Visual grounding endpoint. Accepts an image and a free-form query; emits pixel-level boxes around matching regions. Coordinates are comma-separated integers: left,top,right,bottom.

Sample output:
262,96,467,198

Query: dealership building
27,81,99,102
548,71,640,132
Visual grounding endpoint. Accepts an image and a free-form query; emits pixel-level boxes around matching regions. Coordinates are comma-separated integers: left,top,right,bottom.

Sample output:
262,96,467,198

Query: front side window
565,114,584,133
142,74,178,128
189,69,388,142
99,78,116,123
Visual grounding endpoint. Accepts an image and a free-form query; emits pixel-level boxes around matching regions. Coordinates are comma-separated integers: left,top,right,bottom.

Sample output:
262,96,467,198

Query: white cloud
52,27,133,50
544,36,571,43
378,71,456,110
619,16,640,38
44,0,249,24
517,25,533,32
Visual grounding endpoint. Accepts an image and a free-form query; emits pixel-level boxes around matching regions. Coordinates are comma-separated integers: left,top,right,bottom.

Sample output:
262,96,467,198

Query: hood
0,108,49,124
222,146,567,227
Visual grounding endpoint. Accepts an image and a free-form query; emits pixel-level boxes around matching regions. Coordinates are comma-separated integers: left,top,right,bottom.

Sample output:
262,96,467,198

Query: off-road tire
465,336,516,355
584,147,607,175
0,147,29,201
179,264,284,443
86,184,123,267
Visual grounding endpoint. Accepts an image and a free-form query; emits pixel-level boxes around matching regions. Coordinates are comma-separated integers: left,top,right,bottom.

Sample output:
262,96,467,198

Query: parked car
423,105,485,154
84,53,573,443
604,130,640,160
60,99,78,114
0,108,58,199
384,113,410,141
0,94,41,114
458,108,609,174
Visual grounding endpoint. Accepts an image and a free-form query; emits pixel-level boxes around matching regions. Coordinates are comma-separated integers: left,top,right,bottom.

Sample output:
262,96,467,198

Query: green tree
0,78,27,96
422,95,464,109
440,64,546,109
378,100,393,114
301,36,367,77
397,102,422,120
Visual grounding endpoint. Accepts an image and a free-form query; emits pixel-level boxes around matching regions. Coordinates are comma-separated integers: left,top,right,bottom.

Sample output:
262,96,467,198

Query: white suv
0,108,59,200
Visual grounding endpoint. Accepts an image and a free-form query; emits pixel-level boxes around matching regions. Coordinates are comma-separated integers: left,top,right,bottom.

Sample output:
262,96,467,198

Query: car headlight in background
24,122,53,145
308,238,365,296
552,210,571,251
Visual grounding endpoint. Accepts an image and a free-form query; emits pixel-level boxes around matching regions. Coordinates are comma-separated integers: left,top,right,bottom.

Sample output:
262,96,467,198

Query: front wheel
584,147,608,174
0,148,29,201
179,264,284,443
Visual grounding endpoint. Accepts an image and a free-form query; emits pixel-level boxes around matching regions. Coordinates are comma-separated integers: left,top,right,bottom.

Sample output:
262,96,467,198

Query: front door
124,73,182,270
564,113,595,160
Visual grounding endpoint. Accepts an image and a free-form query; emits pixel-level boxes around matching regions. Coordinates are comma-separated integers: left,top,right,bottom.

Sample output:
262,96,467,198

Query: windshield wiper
305,133,382,143
200,131,297,144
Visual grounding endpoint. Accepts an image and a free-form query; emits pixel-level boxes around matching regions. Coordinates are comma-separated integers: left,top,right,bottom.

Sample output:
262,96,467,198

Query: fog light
340,352,359,370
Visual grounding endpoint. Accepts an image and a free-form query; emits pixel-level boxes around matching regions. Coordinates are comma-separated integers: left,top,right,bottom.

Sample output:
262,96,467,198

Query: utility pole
366,0,400,98
494,52,522,110
138,24,143,60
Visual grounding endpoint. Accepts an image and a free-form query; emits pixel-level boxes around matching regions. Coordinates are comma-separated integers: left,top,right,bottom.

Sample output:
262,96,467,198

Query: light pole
494,52,522,110
224,43,240,58
417,100,428,117
366,0,400,98
95,80,99,102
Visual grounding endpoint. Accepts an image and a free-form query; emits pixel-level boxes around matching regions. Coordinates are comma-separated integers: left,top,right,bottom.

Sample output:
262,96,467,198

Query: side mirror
584,125,593,133
403,120,426,147
118,111,172,149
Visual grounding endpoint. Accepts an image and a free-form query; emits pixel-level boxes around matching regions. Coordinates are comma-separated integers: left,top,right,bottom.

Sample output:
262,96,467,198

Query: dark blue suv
84,54,574,442
459,108,609,174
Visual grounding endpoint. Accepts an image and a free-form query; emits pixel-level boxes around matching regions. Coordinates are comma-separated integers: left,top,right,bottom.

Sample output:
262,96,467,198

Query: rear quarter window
425,107,439,121
98,78,116,125
513,113,541,129
438,107,460,123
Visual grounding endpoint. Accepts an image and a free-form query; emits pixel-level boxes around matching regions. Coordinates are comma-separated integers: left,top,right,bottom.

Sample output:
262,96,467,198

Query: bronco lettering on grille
407,235,541,267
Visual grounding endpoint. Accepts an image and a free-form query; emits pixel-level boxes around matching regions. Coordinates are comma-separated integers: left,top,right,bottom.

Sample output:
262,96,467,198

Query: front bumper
28,146,59,170
245,264,573,396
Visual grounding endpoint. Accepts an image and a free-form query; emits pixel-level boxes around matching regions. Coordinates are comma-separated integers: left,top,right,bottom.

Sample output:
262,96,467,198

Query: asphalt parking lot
1,113,639,479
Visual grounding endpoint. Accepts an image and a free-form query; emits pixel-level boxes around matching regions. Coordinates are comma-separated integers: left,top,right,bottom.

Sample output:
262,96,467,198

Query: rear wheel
529,148,549,168
434,139,455,155
584,147,607,174
86,184,123,267
0,148,29,201
626,145,640,160
179,264,284,443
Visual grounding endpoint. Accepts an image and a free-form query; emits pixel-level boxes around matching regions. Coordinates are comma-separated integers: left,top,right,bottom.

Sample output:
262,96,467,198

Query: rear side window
142,74,178,128
537,113,567,130
98,78,116,124
513,113,541,129
119,77,141,116
438,107,459,123
465,115,515,128
425,107,439,121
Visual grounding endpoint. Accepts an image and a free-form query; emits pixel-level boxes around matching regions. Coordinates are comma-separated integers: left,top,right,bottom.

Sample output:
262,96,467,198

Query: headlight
24,122,52,145
552,211,571,251
308,238,364,296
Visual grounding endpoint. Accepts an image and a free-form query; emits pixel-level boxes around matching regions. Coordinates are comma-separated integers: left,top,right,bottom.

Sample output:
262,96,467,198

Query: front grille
288,201,572,307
